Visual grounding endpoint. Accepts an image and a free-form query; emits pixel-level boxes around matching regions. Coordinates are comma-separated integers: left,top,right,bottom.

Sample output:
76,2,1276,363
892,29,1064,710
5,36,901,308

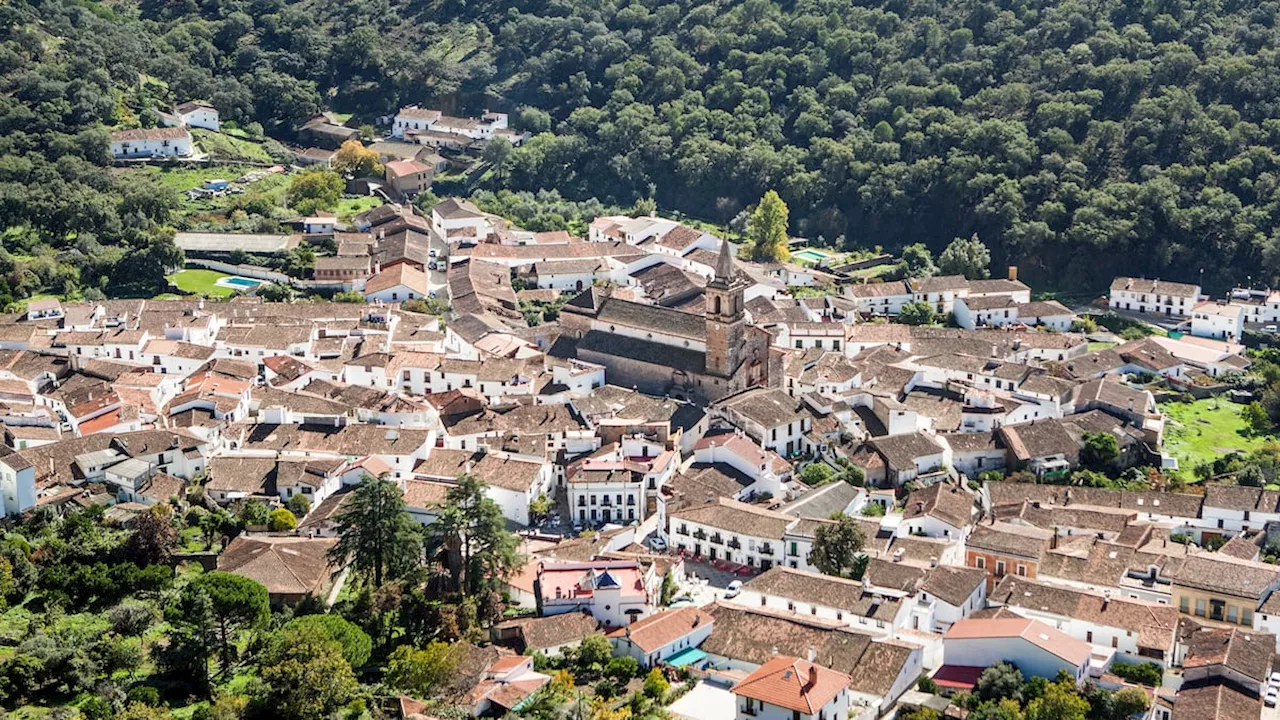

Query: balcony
710,534,724,545
693,529,707,541
727,538,742,550
760,544,774,555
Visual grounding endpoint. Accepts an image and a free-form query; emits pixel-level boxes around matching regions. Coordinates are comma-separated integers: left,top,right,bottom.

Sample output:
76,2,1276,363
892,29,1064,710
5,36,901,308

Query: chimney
1007,266,1018,282
807,646,816,663
1050,533,1058,550
1102,596,1110,610
929,556,937,568
807,664,818,689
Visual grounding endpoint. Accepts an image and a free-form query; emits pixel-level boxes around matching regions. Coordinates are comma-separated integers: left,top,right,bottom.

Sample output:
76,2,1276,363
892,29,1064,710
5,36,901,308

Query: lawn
1087,341,1117,352
334,196,383,220
127,165,246,194
166,269,235,298
194,129,273,163
1161,397,1269,470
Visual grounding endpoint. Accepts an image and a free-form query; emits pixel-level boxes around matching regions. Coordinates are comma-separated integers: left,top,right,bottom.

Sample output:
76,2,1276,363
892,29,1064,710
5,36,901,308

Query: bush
605,656,640,683
1108,661,1162,687
643,668,670,699
268,508,297,531
126,686,161,707
279,614,373,668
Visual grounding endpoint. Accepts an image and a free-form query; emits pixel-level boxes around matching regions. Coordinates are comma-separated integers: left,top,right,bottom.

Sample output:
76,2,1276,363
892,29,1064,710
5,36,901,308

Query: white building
608,606,714,668
988,576,1181,667
109,127,193,159
302,216,336,235
165,101,220,131
535,560,657,628
943,616,1095,685
1189,301,1245,341
730,655,851,720
1109,277,1200,317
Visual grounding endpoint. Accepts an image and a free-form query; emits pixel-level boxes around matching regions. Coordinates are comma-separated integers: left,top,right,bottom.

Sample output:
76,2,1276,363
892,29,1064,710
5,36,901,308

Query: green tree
899,301,936,326
902,709,940,720
642,668,669,699
384,641,460,697
192,571,270,670
899,243,937,278
976,662,1023,703
939,234,992,279
287,493,311,517
577,634,613,673
1245,402,1273,434
1238,464,1266,487
798,463,834,486
258,623,359,720
109,600,159,638
431,475,522,597
287,170,344,216
328,474,420,588
605,656,639,683
1110,687,1150,719
239,499,270,527
808,514,867,579
834,459,866,487
1025,681,1087,720
748,190,790,263
279,614,372,668
268,508,298,531
1081,432,1120,469
529,493,553,525
483,137,514,181
154,586,215,693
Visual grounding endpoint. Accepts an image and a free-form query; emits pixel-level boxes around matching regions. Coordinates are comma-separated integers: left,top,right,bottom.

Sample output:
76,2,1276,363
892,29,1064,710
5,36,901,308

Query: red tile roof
731,655,850,714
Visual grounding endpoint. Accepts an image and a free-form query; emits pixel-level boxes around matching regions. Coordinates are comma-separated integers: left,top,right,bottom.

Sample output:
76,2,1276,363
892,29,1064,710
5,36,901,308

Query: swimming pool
217,276,264,289
792,248,833,263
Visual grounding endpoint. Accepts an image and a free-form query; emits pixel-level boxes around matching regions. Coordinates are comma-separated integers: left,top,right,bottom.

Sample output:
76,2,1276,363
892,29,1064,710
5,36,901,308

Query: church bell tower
705,239,746,378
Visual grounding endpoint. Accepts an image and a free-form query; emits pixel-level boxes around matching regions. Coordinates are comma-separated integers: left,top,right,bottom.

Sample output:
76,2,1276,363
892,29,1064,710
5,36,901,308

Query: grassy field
194,129,273,163
1161,397,1268,470
166,269,235,297
334,195,383,220
127,165,245,194
1087,341,1117,352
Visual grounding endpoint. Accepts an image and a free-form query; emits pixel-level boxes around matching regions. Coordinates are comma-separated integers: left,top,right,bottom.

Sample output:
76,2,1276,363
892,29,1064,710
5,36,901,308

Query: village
11,100,1280,720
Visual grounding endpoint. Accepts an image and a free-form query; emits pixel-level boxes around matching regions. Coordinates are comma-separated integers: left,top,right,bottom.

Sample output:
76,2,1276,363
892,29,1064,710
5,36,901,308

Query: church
558,240,781,404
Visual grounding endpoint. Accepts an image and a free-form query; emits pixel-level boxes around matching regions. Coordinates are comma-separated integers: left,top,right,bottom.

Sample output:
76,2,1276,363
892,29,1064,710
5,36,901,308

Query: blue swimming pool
221,276,263,288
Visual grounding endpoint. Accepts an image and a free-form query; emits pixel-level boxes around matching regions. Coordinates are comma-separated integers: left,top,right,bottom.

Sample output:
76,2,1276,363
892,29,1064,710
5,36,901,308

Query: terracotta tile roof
606,606,712,653
217,535,338,596
945,616,1091,666
365,264,430,296
731,656,850,714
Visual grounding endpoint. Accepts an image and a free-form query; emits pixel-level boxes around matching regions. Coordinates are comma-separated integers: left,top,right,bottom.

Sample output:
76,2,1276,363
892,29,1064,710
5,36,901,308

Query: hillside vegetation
5,0,1280,300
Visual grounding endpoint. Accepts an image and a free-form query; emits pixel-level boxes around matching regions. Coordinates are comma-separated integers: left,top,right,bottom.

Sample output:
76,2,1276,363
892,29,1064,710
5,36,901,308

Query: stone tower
705,239,746,378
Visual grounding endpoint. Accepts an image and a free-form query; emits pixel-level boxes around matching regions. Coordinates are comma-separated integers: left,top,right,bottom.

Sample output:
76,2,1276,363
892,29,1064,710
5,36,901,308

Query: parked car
1266,688,1277,707
429,248,439,258
724,580,742,599
648,536,667,551
1269,671,1280,687
1266,324,1278,333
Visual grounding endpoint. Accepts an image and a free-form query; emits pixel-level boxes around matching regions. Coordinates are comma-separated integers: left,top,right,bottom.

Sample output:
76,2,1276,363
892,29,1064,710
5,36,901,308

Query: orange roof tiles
731,655,851,714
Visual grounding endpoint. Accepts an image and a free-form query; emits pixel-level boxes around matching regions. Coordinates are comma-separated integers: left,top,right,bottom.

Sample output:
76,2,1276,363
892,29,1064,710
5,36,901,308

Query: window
1243,609,1253,625
1180,597,1189,613
1195,599,1206,617
995,561,1005,576
975,557,986,569
1016,564,1027,577
1086,631,1093,642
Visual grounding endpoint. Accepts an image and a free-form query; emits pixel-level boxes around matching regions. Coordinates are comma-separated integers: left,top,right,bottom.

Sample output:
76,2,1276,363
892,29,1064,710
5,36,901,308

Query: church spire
713,238,735,286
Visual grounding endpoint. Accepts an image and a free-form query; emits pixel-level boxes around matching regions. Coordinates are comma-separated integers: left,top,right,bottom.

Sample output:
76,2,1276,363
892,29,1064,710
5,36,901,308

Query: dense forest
6,0,1280,293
